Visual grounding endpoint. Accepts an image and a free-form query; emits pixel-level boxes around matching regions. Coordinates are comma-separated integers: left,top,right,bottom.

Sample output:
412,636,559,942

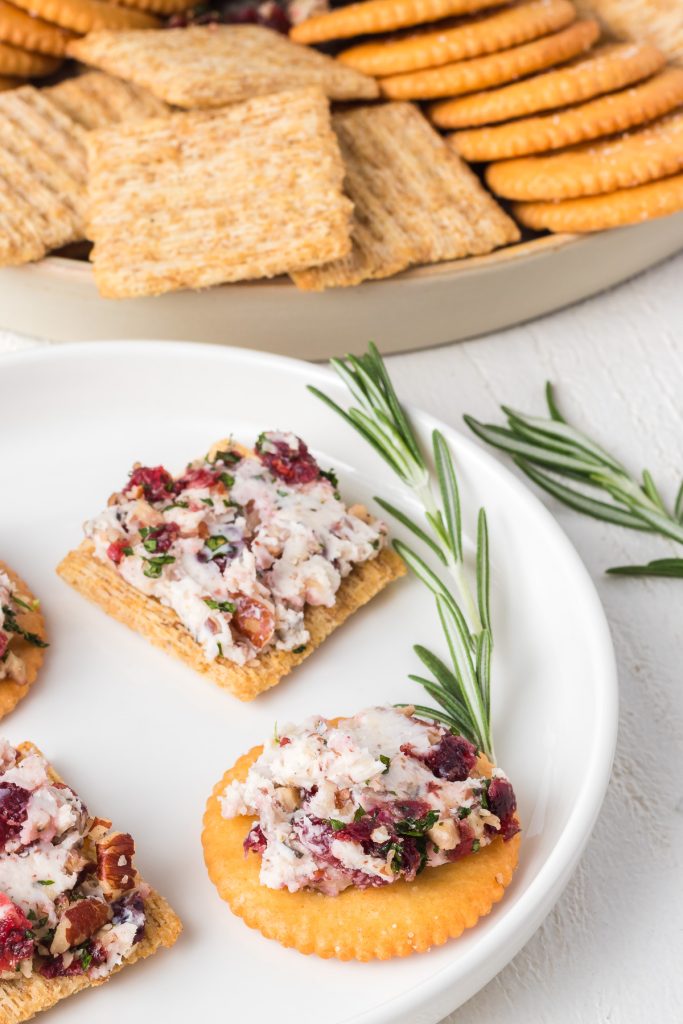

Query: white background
2,248,682,1023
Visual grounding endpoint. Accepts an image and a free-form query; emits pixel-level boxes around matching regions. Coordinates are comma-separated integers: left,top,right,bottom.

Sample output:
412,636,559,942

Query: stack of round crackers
0,0,191,88
291,0,683,232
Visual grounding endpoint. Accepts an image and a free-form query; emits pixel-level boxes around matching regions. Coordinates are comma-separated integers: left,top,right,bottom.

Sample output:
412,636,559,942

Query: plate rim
0,339,619,1023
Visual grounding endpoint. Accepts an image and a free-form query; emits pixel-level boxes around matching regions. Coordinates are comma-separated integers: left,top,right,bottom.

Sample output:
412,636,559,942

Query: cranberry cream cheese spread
221,706,519,895
83,432,386,667
0,741,148,982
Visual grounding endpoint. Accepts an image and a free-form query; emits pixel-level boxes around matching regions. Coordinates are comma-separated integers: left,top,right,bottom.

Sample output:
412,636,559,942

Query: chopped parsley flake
329,819,346,832
205,535,227,552
142,555,175,579
379,755,391,774
203,597,236,614
292,644,307,654
458,807,472,819
37,879,54,886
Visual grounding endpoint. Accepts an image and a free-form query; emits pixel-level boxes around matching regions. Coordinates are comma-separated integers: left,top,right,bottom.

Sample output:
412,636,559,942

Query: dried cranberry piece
244,824,267,855
106,539,130,565
0,781,31,849
0,631,8,659
488,777,519,839
39,937,108,979
175,466,221,491
0,894,34,973
124,466,175,504
255,432,320,485
423,734,477,782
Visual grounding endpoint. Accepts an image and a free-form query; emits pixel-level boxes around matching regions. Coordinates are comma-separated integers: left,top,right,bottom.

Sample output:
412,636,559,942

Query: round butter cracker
290,0,503,46
8,0,158,33
450,66,683,161
513,171,683,232
487,110,683,200
338,0,577,77
0,560,47,720
0,38,61,76
433,41,665,128
384,18,599,101
203,742,520,960
0,0,77,56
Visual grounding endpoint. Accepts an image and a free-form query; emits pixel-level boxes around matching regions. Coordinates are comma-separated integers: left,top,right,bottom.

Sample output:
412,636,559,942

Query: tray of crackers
0,0,682,354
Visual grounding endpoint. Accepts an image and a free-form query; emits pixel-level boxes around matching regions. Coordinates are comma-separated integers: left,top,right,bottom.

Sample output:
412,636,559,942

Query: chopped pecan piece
50,898,110,955
233,595,275,650
96,831,137,896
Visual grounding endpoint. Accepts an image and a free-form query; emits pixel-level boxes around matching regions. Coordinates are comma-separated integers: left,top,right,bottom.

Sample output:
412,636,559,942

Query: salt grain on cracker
84,88,353,298
293,102,519,290
68,23,379,107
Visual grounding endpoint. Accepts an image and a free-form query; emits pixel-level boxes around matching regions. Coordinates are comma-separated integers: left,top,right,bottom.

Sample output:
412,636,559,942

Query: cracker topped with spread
0,739,180,1019
0,563,47,720
57,432,405,699
203,705,520,958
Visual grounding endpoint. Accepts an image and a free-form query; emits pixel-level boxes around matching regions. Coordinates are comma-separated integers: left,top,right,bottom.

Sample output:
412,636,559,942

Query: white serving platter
0,212,681,357
0,341,618,1024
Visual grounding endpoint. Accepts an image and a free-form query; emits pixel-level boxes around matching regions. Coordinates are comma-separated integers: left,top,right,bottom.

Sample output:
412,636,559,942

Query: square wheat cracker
56,541,405,701
84,88,353,298
45,70,170,129
0,85,86,267
67,24,379,107
292,102,520,290
0,743,181,1024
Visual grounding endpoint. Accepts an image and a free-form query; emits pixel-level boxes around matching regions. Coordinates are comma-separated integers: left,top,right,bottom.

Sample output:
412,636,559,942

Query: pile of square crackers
0,21,520,297
296,0,683,235
1,0,682,299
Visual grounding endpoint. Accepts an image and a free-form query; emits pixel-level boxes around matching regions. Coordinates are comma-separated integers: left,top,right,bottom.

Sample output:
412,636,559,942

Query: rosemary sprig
309,344,494,758
309,343,480,631
465,384,683,578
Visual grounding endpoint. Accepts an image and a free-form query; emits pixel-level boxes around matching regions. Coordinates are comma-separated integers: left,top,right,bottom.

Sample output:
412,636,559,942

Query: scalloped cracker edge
202,743,520,960
0,744,181,1024
0,561,46,721
56,540,405,701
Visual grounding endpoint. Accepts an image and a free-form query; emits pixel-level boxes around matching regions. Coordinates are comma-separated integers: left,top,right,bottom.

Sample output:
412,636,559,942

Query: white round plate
0,342,617,1024
0,212,682,356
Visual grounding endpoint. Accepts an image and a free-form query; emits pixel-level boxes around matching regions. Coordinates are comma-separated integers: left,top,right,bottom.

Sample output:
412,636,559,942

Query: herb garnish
204,597,236,613
142,555,175,579
465,384,683,578
379,754,391,774
395,810,439,836
37,879,54,886
353,806,366,821
220,472,235,489
329,818,346,832
205,535,227,552
310,343,494,759
292,644,307,654
1,606,48,649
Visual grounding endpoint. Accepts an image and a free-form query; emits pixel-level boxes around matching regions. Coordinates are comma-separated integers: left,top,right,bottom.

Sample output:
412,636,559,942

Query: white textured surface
1,251,682,1021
